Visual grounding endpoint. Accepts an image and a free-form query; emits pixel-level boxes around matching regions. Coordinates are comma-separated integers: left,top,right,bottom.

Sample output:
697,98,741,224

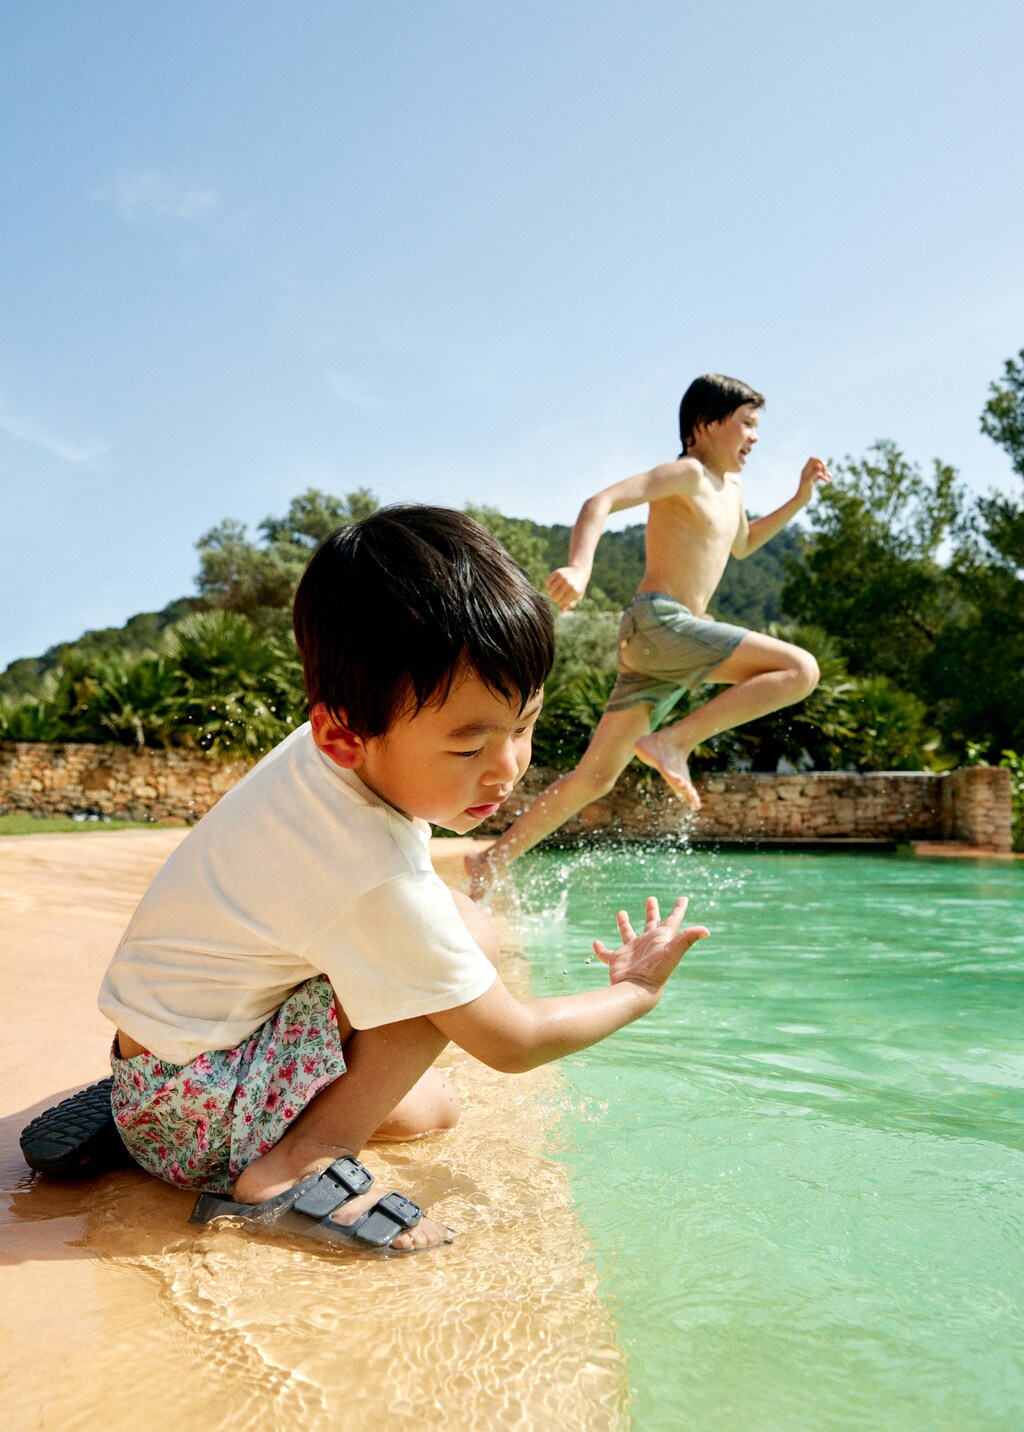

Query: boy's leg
233,891,503,1250
234,1013,454,1249
634,631,819,808
466,705,651,895
369,891,498,1140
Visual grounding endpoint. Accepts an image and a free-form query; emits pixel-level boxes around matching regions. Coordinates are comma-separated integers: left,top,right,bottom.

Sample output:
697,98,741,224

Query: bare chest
651,482,742,549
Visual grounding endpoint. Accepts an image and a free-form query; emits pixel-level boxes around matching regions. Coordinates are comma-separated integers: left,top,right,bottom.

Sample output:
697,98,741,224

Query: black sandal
19,1077,132,1178
190,1155,451,1256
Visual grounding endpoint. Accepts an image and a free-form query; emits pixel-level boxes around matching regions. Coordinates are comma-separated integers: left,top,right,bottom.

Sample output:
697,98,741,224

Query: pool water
513,848,1024,1432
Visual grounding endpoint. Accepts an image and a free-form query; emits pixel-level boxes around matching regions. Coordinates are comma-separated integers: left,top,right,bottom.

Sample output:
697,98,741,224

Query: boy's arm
732,457,831,558
548,460,703,611
429,896,709,1072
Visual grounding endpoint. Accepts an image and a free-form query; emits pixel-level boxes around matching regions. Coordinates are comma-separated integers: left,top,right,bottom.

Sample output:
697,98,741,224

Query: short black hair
293,504,555,738
678,373,765,456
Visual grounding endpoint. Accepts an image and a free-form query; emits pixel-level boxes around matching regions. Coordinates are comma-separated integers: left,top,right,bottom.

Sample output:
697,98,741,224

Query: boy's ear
309,703,365,769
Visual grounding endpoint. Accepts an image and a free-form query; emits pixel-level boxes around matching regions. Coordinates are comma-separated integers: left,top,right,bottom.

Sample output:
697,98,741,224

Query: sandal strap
346,1191,423,1248
292,1156,374,1218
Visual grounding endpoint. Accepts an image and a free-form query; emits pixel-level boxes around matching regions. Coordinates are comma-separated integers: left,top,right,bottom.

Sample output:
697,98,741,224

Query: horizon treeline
0,509,796,702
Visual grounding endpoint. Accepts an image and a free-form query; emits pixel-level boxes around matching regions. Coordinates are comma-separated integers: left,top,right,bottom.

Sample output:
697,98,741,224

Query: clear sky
2,1,1023,672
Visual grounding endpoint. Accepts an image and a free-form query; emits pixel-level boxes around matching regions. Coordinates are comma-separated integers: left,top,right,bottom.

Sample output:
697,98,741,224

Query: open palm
594,896,709,993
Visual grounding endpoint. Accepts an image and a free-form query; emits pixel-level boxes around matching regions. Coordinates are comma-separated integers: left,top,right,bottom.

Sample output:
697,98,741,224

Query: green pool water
513,847,1023,1432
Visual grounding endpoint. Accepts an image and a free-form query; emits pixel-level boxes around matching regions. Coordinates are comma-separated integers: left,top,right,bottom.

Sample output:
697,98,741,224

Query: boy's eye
452,748,483,759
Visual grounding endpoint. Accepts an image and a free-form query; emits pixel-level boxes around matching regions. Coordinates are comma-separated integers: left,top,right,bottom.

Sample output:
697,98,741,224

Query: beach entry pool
511,847,1023,1431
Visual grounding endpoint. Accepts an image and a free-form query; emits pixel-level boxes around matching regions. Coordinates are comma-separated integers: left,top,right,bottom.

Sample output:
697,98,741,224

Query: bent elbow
485,1046,537,1076
580,494,608,525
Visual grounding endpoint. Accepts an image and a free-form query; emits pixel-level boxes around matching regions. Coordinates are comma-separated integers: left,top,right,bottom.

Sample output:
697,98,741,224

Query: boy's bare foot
330,1187,452,1251
633,734,701,810
234,1152,452,1251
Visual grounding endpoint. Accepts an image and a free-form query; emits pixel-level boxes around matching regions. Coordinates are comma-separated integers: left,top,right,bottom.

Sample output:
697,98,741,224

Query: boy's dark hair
678,373,765,456
293,504,555,737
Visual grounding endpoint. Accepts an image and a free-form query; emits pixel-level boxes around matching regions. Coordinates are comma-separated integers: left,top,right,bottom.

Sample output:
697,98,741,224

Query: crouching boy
95,506,707,1255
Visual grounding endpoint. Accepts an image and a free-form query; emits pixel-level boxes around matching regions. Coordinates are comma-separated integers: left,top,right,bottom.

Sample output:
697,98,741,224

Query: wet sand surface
1,831,627,1431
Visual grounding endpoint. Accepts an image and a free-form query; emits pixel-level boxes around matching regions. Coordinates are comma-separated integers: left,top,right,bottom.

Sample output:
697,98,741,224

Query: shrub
0,611,306,759
528,621,951,777
531,603,618,768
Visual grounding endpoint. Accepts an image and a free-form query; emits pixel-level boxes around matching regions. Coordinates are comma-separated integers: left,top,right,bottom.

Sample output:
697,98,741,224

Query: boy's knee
373,1068,461,1140
789,649,820,697
572,763,618,802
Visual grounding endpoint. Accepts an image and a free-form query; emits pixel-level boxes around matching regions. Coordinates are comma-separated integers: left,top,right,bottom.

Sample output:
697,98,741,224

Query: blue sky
2,1,1023,672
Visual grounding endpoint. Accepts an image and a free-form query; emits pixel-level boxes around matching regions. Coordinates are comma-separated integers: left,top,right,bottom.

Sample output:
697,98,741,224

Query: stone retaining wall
0,740,1013,851
939,766,1014,851
0,741,254,824
476,764,1014,852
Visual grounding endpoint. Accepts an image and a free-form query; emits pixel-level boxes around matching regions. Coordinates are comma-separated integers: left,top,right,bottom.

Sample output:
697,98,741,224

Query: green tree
0,598,200,702
972,347,1024,575
782,441,963,690
530,603,620,768
981,348,1024,479
976,348,1024,569
924,349,1024,754
529,621,947,776
533,515,799,623
0,649,177,748
463,506,552,591
196,488,377,623
713,525,801,628
691,624,860,773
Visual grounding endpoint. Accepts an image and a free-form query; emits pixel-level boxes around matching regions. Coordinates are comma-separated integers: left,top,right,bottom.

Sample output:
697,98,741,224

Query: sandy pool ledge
1,830,627,1431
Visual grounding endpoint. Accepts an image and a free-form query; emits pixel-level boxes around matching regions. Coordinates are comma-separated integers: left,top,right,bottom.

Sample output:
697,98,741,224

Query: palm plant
158,610,305,756
72,653,177,748
0,610,306,758
0,690,65,741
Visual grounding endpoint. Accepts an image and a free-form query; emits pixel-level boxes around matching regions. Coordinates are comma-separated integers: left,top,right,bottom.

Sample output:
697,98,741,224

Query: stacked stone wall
0,741,1013,851
475,766,1013,852
0,741,254,824
940,766,1014,851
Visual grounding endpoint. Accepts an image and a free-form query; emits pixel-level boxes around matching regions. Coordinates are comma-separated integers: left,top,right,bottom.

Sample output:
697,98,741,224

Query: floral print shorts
111,976,346,1192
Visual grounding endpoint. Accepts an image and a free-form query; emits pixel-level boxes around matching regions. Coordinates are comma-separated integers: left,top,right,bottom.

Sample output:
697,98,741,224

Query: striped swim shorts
604,592,749,725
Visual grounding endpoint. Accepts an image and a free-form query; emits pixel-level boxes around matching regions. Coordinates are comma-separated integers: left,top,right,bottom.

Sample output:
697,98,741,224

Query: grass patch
0,813,166,836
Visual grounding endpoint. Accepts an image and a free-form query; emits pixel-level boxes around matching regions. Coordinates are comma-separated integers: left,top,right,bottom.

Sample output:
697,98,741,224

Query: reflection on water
517,848,1024,1432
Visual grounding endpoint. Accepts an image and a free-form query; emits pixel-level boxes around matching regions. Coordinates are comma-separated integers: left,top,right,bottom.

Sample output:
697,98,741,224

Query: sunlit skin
467,405,831,895
214,670,709,1251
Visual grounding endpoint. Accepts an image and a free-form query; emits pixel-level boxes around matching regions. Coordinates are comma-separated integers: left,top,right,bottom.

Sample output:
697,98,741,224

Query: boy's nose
485,742,520,788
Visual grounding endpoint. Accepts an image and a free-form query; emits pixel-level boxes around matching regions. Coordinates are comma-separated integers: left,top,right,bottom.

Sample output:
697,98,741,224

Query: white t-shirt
98,724,497,1064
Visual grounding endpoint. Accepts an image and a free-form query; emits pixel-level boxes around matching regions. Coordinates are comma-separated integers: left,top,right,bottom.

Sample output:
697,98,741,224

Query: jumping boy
467,374,831,895
25,506,708,1256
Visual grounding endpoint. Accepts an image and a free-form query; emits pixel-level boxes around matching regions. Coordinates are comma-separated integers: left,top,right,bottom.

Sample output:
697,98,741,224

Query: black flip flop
19,1077,133,1178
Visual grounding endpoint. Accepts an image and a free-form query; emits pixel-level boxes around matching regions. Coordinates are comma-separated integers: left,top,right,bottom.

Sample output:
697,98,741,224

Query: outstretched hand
593,896,709,997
